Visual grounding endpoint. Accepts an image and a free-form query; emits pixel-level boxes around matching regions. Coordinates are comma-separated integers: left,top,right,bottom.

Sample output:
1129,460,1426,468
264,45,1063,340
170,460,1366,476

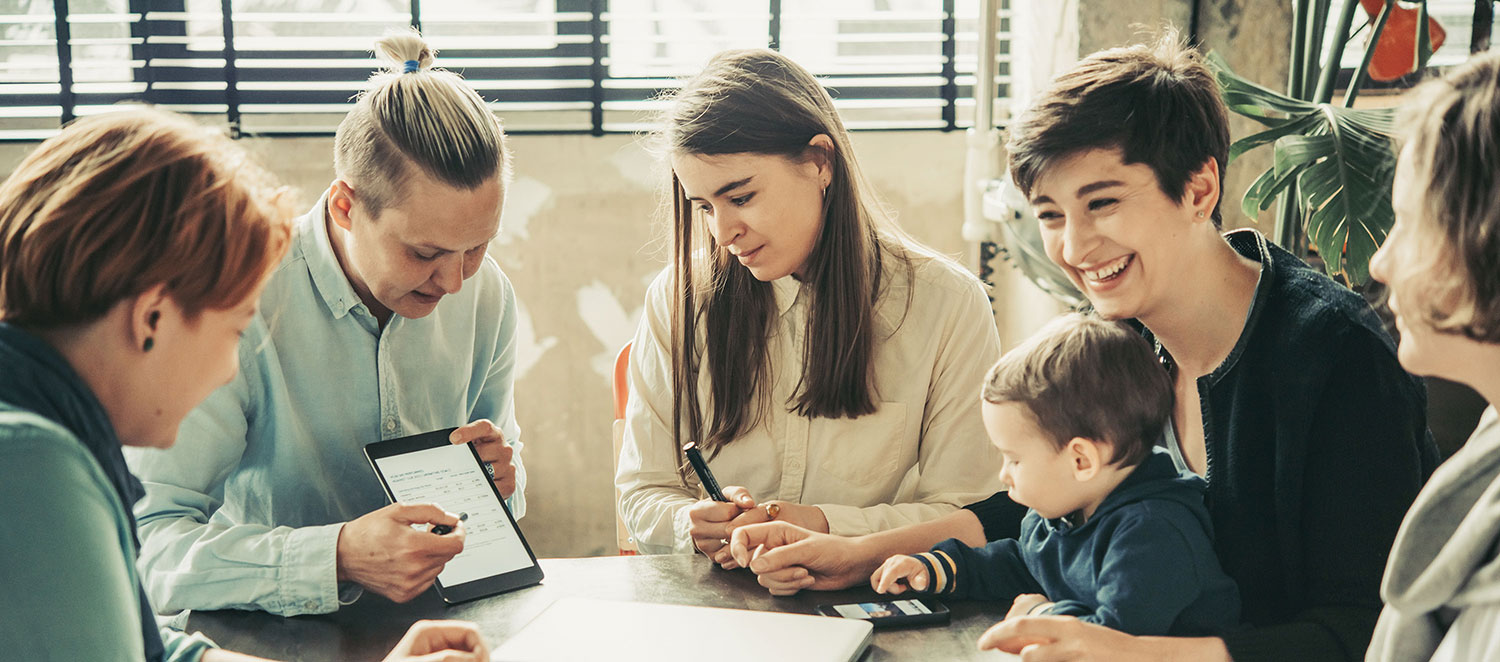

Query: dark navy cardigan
965,230,1437,661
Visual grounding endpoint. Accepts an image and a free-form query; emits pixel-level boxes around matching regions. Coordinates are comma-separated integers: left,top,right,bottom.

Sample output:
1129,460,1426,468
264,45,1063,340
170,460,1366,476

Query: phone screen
831,599,934,620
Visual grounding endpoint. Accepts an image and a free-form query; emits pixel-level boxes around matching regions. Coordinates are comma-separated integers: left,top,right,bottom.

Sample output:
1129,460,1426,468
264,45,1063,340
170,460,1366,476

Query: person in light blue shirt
0,107,487,662
125,30,527,618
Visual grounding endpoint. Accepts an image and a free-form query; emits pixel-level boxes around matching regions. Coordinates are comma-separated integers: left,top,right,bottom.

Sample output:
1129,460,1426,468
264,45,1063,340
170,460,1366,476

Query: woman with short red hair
0,108,487,662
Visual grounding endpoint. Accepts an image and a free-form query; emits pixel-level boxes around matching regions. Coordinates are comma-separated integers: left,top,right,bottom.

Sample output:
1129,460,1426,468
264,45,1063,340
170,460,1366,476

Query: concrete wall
0,3,1293,557
0,129,1044,557
1078,0,1295,231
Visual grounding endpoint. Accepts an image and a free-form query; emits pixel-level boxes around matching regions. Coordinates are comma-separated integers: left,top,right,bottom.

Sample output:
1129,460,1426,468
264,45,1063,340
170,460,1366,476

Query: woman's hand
727,521,881,595
976,616,1231,662
686,487,753,560
1005,593,1051,620
382,620,489,662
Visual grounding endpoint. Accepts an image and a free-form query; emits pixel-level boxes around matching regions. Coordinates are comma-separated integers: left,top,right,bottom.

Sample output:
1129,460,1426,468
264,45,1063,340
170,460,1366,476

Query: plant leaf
1287,110,1396,284
1416,0,1434,70
1242,160,1305,219
1230,114,1321,163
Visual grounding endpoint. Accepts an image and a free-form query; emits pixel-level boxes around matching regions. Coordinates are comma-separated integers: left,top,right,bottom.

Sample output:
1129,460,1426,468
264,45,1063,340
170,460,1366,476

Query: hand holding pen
682,443,827,569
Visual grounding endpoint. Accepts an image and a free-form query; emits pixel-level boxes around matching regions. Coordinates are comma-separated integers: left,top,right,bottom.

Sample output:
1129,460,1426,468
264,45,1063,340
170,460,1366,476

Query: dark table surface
187,554,1019,661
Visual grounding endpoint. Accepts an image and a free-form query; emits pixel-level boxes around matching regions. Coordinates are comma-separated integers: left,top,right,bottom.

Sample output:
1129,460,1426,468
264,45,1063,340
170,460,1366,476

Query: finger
391,503,461,526
409,620,485,650
728,531,753,566
909,568,928,592
405,651,480,662
495,475,517,499
416,523,467,558
720,485,756,509
875,564,904,594
449,420,502,445
723,506,771,537
748,537,816,574
976,616,1061,653
762,572,816,596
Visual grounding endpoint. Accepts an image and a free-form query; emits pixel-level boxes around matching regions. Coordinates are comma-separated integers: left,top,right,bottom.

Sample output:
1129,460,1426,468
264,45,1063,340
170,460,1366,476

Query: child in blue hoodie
872,313,1240,636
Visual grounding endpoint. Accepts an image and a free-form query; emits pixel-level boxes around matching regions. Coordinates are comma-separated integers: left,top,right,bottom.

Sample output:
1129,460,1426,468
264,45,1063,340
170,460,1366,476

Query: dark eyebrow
1029,179,1127,206
685,176,754,202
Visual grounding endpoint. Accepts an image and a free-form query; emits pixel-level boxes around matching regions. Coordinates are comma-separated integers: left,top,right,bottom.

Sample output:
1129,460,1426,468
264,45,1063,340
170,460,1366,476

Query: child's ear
1065,438,1105,481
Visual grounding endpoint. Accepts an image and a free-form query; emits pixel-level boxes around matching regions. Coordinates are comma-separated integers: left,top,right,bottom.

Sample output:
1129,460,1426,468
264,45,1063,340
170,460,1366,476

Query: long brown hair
656,49,922,469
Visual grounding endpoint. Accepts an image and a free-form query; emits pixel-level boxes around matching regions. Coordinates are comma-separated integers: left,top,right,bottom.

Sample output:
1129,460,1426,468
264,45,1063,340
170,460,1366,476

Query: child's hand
870,555,931,594
1006,593,1053,619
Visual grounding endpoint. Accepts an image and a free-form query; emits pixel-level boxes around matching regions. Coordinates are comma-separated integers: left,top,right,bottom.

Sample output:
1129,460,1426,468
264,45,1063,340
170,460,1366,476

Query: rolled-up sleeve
128,326,346,617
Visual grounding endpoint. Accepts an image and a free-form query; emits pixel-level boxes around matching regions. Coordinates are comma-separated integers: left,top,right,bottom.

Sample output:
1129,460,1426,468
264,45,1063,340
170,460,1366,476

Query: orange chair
612,342,638,554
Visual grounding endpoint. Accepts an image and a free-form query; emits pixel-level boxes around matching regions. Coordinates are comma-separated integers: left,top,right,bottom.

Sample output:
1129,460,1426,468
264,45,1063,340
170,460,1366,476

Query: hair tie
402,59,420,74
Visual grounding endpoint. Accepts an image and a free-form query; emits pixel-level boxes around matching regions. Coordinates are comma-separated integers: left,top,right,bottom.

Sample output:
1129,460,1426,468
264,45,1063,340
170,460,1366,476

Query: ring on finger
483,461,496,478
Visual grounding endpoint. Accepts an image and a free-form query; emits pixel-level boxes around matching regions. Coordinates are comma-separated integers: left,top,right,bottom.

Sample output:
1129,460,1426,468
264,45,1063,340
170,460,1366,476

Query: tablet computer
363,428,544,604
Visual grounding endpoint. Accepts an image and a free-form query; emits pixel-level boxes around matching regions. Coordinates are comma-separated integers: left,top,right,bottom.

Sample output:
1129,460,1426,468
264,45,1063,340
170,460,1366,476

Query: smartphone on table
815,597,951,628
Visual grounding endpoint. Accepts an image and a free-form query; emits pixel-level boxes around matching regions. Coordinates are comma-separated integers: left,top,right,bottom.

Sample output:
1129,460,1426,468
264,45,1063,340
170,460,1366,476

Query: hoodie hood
1047,448,1211,536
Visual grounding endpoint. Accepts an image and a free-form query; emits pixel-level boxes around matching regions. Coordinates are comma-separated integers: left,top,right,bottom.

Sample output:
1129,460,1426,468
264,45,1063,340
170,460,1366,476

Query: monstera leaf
1207,51,1398,286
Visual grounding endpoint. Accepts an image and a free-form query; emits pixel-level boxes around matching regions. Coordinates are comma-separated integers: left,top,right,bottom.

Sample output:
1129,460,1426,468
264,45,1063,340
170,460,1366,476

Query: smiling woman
614,48,1006,558
726,31,1438,662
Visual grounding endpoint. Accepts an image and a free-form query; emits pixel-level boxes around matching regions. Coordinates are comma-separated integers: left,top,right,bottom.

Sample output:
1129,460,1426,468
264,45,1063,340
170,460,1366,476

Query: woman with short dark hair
731,33,1437,662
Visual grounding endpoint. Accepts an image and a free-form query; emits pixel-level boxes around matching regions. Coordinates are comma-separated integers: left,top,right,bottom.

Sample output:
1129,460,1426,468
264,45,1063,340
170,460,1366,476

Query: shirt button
305,600,317,611
385,420,396,432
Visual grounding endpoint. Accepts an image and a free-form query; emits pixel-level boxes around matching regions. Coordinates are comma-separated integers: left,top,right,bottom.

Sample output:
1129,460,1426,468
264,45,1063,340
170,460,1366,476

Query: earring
143,310,160,352
1196,211,1206,218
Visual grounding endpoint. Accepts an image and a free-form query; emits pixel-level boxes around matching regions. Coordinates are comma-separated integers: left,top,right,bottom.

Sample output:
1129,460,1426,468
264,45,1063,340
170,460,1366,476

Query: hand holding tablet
336,502,468,603
365,428,544,604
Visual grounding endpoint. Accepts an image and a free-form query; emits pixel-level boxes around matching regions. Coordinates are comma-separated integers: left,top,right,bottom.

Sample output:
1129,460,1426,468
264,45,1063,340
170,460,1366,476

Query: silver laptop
491,597,873,662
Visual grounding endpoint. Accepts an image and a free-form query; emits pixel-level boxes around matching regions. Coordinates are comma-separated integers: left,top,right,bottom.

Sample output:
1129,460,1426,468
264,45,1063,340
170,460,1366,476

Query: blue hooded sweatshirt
917,448,1240,636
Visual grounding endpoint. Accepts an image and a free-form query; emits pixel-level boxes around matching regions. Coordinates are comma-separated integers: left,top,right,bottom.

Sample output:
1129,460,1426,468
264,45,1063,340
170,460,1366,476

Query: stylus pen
683,442,729,502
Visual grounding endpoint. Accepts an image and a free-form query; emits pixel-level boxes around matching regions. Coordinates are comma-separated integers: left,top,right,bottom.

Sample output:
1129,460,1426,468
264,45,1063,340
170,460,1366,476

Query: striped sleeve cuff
914,550,958,595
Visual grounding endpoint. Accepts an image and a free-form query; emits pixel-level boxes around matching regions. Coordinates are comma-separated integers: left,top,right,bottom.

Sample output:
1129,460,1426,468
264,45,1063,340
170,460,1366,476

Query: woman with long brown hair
615,49,1004,559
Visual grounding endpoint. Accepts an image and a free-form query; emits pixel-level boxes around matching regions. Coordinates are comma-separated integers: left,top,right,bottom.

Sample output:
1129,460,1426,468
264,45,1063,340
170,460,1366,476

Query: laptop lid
491,597,874,662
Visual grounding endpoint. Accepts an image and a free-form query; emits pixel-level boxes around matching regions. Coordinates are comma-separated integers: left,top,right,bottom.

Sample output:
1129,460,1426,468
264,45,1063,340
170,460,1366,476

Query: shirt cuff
506,439,527,519
277,522,345,616
671,506,698,554
163,630,217,662
337,582,363,606
818,503,870,537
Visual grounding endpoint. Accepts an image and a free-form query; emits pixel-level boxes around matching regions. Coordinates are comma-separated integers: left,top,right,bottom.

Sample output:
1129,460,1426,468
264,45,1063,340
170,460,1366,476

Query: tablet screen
372,443,533,586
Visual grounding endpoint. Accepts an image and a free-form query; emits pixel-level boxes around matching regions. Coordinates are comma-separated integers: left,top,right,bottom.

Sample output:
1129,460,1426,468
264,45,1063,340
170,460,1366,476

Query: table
188,554,1020,661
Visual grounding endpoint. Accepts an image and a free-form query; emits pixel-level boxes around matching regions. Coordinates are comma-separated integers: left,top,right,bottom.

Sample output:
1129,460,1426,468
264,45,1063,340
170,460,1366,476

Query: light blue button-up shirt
125,199,525,617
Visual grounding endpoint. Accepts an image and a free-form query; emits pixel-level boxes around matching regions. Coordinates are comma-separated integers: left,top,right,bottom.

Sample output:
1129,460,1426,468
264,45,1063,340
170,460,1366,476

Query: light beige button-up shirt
616,254,1005,554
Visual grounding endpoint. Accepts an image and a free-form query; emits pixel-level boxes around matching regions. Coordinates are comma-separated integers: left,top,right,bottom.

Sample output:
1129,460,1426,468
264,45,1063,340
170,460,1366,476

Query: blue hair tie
402,59,420,73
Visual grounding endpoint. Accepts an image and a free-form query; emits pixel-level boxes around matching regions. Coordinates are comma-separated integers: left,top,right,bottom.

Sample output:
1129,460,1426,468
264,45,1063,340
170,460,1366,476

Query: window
0,0,1010,140
1321,0,1498,89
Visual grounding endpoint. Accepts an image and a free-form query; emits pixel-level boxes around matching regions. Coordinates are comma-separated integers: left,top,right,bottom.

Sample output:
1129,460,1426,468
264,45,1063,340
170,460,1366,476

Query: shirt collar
299,194,364,320
772,275,803,317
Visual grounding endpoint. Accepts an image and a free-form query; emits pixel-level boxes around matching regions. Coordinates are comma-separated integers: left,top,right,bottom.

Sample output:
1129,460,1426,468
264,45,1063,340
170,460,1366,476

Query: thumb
390,503,460,526
721,485,756,508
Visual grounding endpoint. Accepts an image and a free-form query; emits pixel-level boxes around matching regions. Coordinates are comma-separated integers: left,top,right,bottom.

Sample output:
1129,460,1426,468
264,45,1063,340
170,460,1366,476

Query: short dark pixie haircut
1006,29,1231,228
982,313,1173,467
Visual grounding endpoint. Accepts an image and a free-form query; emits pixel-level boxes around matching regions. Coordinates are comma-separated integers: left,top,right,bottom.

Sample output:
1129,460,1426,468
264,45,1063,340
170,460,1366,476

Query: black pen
683,442,729,502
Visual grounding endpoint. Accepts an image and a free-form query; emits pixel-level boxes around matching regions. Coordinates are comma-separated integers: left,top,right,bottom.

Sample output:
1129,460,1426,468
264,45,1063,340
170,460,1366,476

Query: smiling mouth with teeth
1082,254,1133,283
